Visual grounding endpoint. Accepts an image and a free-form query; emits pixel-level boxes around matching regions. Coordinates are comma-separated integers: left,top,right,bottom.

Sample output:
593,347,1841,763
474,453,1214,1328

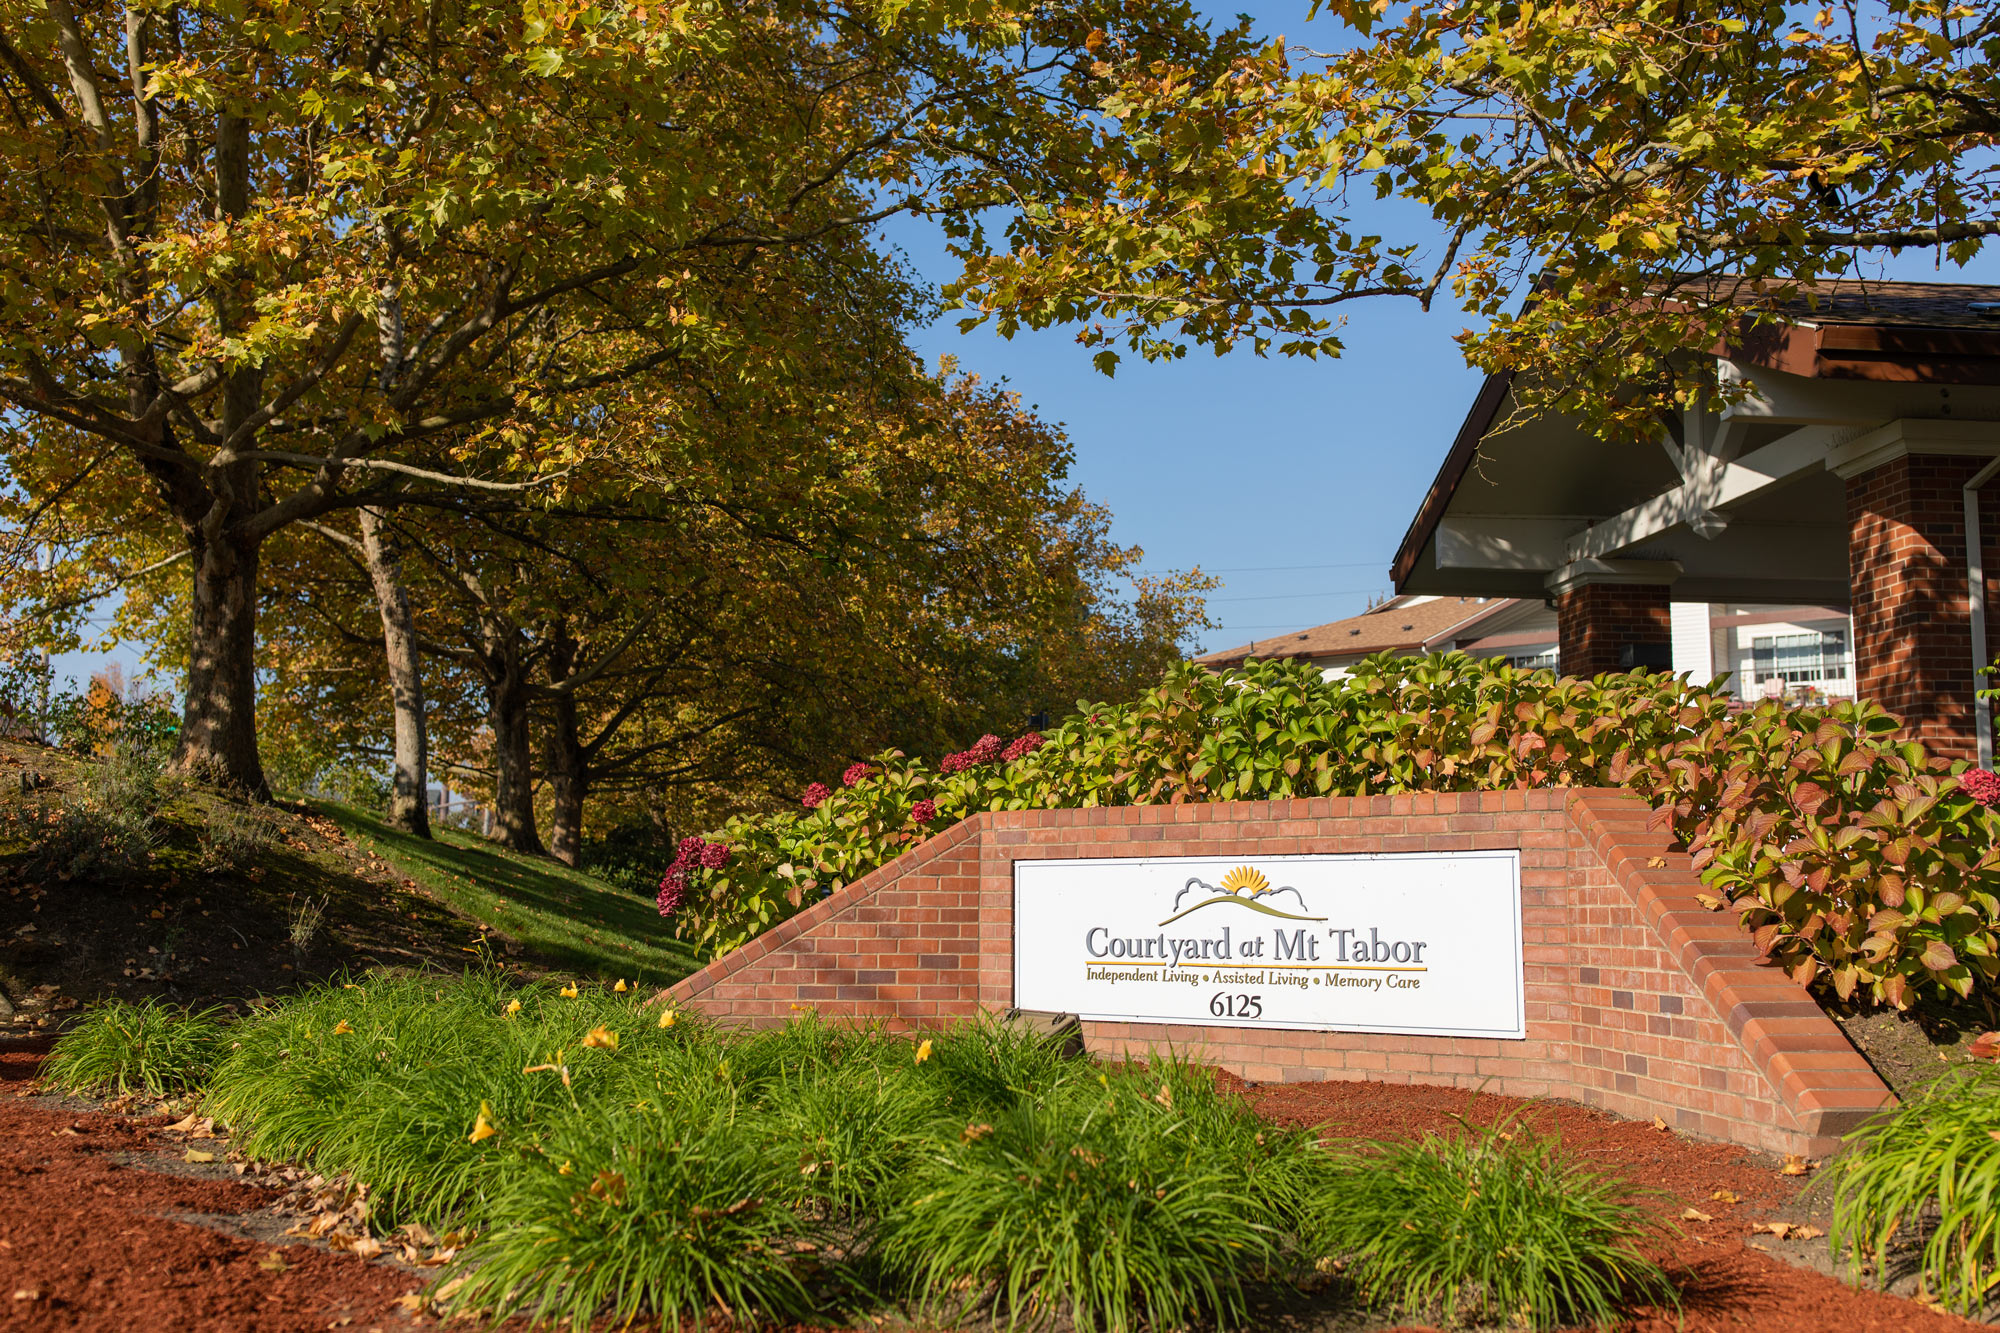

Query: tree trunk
483,624,543,854
545,632,587,867
359,508,430,838
176,531,269,797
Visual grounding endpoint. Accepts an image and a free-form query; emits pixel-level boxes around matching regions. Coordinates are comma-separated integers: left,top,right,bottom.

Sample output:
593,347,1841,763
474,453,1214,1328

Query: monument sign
1013,850,1525,1039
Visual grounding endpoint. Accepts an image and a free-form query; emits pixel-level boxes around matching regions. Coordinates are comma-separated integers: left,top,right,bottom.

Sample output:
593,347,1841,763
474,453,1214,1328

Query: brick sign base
665,791,1890,1157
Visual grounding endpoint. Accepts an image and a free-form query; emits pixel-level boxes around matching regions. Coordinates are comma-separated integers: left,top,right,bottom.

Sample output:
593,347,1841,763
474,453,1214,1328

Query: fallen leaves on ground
1753,1221,1825,1241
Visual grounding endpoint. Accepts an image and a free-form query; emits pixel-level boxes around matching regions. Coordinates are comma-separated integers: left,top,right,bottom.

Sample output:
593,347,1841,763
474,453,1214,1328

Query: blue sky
879,1,1485,655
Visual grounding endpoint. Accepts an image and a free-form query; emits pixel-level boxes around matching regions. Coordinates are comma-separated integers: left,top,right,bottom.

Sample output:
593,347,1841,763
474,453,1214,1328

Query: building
1199,595,1557,675
1389,279,2000,762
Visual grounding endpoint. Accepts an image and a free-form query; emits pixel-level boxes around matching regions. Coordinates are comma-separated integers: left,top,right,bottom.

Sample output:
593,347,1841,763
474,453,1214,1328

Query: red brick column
1846,454,2000,763
1555,583,1673,678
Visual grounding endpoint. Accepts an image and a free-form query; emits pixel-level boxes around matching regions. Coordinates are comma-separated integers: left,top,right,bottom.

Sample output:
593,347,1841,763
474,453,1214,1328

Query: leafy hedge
672,653,2000,1009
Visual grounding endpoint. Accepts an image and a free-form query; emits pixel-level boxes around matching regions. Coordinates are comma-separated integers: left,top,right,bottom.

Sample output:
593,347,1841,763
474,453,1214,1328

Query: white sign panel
1013,851,1524,1040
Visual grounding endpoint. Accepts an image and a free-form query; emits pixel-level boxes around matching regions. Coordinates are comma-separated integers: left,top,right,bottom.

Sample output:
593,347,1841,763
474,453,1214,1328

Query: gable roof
1198,596,1519,668
1390,278,2000,591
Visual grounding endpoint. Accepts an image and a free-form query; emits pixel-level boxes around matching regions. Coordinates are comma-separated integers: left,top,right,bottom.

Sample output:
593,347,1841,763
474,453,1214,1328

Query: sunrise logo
1160,865,1327,926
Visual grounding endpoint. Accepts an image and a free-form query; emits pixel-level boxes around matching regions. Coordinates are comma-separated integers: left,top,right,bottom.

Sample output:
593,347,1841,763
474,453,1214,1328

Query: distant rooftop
1198,595,1513,668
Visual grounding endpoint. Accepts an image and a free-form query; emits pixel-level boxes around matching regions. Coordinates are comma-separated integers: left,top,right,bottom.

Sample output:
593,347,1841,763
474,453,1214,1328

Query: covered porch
1392,281,2000,763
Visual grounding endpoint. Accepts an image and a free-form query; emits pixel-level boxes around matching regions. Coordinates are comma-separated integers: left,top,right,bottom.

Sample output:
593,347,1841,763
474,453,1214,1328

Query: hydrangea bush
665,652,2000,1009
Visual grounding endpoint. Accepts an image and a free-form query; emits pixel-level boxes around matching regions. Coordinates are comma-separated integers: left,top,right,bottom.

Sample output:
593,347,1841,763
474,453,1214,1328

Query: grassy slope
319,802,701,987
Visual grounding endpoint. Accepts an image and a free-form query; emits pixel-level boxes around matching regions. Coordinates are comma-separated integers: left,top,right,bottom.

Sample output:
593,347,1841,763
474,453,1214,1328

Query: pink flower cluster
657,835,732,918
940,731,1046,773
910,798,938,825
1002,732,1044,761
939,734,1005,774
842,761,874,787
1961,768,2000,808
800,782,832,810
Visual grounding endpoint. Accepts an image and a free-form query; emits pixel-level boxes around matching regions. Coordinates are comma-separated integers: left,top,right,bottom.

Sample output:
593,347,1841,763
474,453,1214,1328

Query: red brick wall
1555,583,1673,678
1847,453,2000,763
666,791,1889,1158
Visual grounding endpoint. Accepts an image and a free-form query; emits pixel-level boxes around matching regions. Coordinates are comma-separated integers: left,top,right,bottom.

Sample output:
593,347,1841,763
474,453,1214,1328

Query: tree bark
545,631,587,867
177,531,268,796
359,508,430,838
482,621,543,854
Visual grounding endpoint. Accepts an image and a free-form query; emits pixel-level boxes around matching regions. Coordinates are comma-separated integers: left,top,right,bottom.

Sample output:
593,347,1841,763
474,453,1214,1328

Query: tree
245,362,1211,863
0,0,1246,795
952,1,2000,428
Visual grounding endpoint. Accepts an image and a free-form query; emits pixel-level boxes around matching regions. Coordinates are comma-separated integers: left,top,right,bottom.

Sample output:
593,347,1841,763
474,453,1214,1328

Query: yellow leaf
1780,1154,1812,1176
582,1025,619,1051
1710,1189,1740,1204
331,1020,352,1035
469,1101,498,1143
184,1149,216,1164
658,1008,677,1028
1651,1115,1668,1131
559,983,579,998
505,999,521,1015
914,1038,933,1064
614,979,628,992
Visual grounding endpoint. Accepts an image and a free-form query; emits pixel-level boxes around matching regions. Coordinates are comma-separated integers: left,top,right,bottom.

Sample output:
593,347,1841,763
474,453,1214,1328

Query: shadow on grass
318,803,703,987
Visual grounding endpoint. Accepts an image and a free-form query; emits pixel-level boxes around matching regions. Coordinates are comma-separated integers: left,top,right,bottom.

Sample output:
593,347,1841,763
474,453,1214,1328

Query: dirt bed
0,1038,1976,1333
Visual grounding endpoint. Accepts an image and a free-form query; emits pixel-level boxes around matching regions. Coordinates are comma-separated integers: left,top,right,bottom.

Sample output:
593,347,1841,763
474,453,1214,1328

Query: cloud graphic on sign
1163,867,1327,926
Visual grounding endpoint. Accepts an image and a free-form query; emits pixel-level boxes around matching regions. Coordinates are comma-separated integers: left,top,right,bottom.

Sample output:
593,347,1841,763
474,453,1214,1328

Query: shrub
674,653,1999,1008
447,1098,820,1331
1306,1117,1672,1329
44,999,228,1096
879,1058,1300,1331
1830,1064,2000,1314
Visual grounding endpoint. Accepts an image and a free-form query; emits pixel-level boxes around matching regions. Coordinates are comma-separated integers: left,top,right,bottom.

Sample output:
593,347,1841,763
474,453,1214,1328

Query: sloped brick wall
664,790,1889,1157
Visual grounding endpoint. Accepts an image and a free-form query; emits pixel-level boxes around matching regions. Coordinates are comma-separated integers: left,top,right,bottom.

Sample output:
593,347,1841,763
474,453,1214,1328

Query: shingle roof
1198,596,1515,667
1740,278,2000,331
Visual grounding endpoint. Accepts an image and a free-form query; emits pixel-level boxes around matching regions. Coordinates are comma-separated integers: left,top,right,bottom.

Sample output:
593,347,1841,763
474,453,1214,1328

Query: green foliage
1830,1065,2000,1315
321,802,702,985
1307,1118,1673,1330
135,976,1465,1331
685,652,1998,1008
880,1056,1315,1331
449,1096,821,1330
44,999,228,1097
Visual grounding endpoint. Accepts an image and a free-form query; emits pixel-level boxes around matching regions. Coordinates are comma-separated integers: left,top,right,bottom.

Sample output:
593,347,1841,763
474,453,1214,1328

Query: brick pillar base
1846,454,2000,763
1556,583,1673,678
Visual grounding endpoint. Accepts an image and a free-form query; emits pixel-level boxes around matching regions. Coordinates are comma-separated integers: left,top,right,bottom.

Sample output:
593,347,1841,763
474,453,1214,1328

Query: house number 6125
1209,993,1263,1019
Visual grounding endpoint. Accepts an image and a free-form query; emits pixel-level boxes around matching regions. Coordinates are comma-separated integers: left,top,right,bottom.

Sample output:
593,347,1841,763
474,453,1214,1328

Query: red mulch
0,1038,1973,1333
1247,1076,1977,1333
0,1038,422,1331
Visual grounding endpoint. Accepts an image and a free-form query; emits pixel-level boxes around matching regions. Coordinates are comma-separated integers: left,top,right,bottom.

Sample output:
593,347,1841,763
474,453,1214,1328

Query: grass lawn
317,802,703,986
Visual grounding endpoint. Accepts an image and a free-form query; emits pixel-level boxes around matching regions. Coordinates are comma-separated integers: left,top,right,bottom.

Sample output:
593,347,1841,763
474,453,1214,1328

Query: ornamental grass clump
42,998,227,1096
1830,1062,2000,1315
199,972,694,1228
1308,1117,1673,1330
879,1056,1318,1332
446,1096,822,1331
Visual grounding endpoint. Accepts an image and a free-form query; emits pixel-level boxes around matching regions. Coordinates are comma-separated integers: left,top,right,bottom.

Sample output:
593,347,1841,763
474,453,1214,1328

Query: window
1507,649,1557,671
1749,630,1849,686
